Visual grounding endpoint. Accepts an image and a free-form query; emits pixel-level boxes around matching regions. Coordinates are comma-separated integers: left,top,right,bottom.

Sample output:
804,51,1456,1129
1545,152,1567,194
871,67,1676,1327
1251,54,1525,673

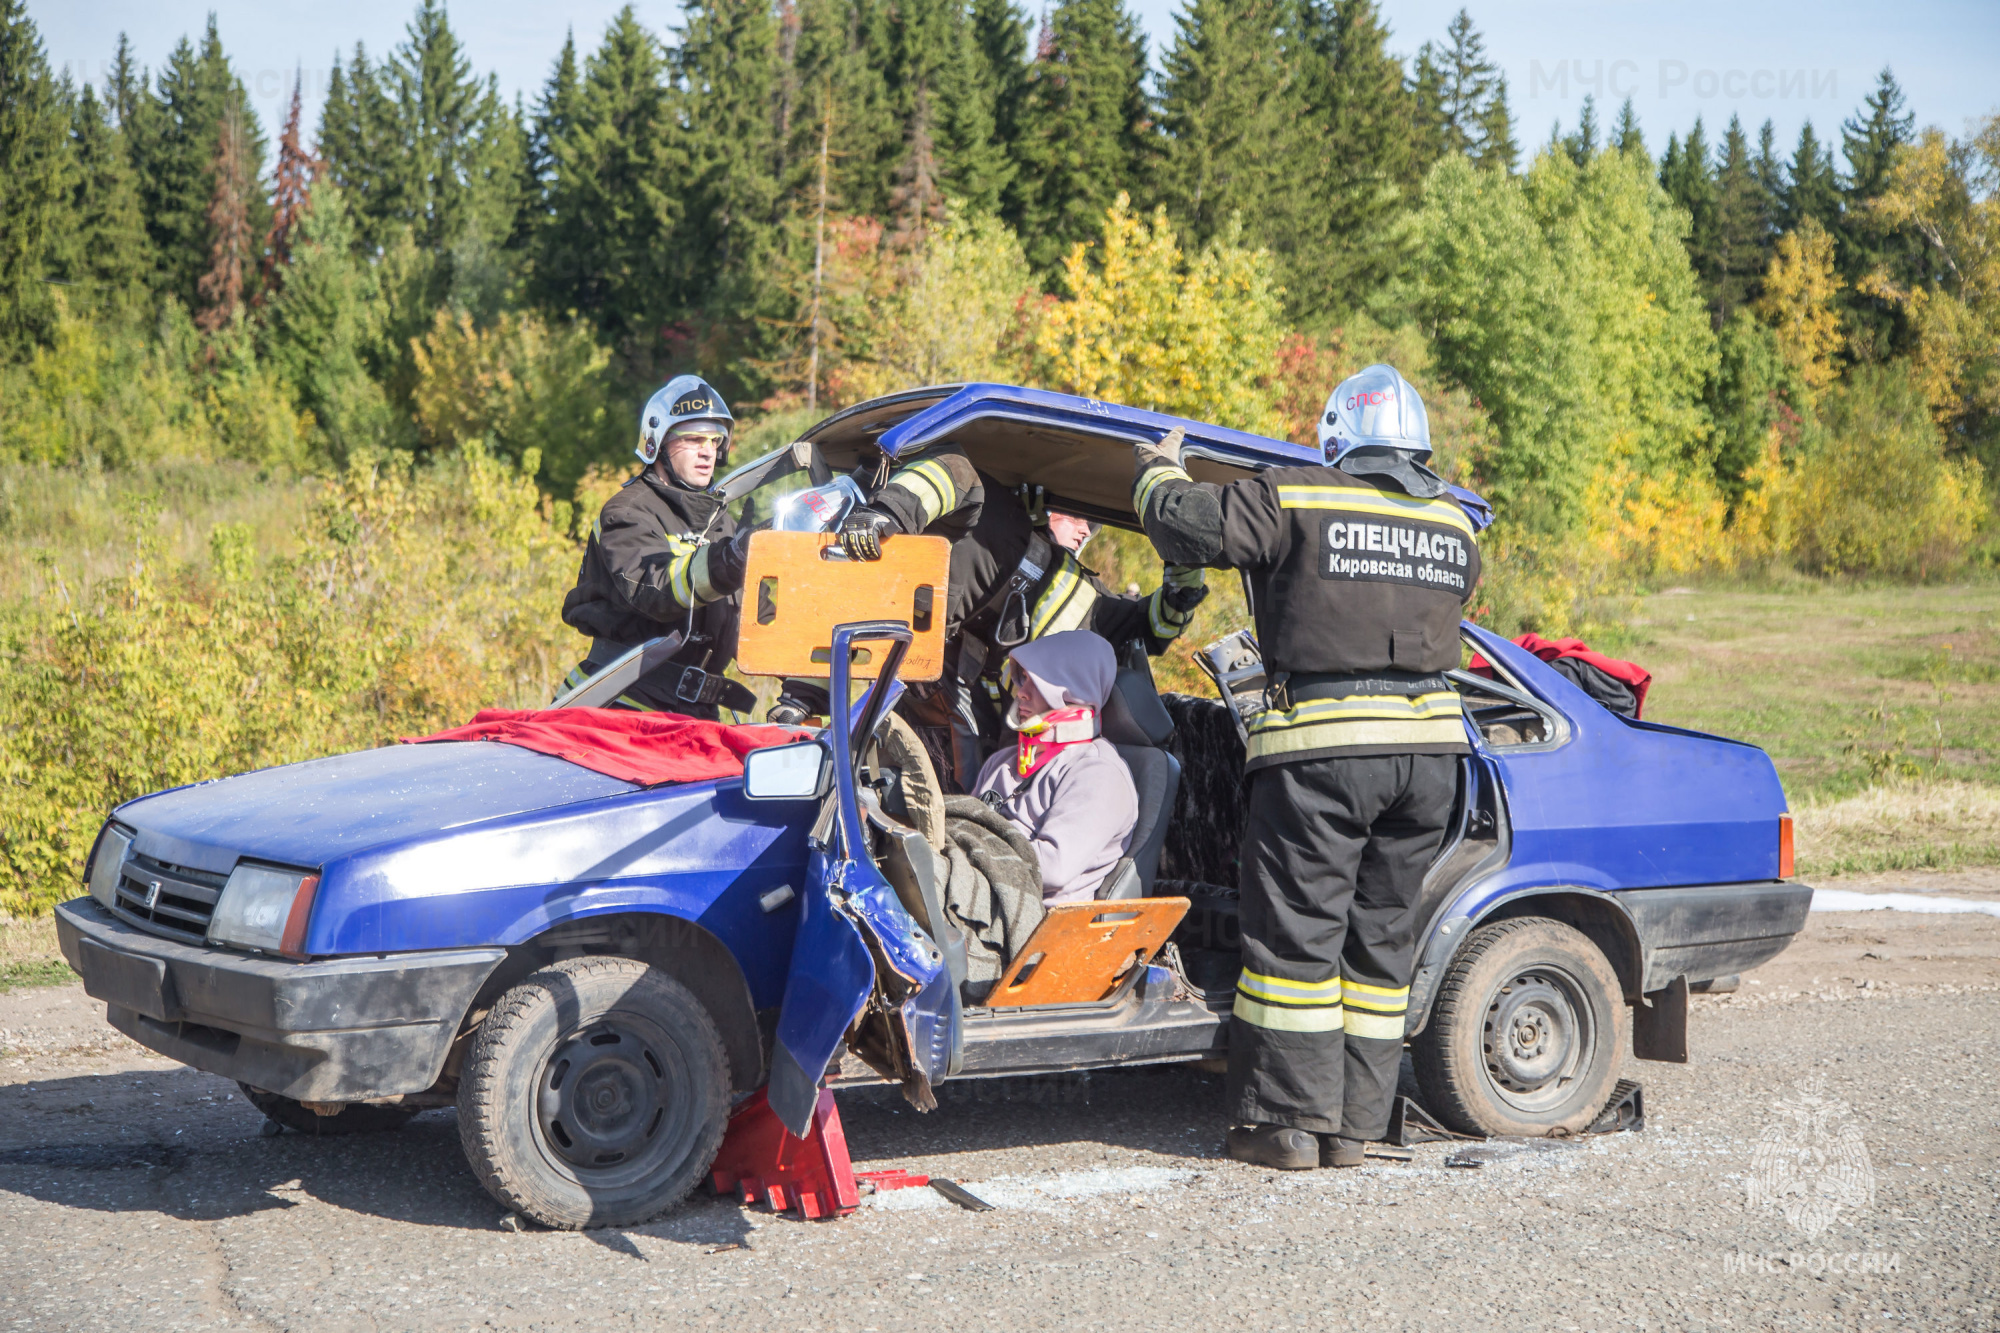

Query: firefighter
836,447,1207,785
1131,365,1482,1170
559,375,758,720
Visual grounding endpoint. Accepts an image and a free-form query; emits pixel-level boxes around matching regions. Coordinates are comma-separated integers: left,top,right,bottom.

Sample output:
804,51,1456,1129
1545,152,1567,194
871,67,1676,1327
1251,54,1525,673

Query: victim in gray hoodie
973,630,1139,903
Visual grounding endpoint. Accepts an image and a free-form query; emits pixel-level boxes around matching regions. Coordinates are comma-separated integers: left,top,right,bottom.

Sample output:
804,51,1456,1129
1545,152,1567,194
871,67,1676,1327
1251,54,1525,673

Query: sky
35,0,2000,171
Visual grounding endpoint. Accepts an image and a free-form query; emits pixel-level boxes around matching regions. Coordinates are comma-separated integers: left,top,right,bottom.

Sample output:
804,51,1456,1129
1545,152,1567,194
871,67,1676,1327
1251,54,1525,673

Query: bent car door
766,621,961,1136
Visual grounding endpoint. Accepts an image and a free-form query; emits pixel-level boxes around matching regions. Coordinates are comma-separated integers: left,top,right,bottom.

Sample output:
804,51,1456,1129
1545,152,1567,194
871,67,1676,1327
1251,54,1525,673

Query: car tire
238,1084,421,1136
456,955,730,1230
1410,916,1628,1138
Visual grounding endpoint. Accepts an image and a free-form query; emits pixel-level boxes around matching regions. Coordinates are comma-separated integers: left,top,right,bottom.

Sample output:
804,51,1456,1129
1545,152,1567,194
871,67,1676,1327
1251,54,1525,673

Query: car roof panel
802,382,1321,523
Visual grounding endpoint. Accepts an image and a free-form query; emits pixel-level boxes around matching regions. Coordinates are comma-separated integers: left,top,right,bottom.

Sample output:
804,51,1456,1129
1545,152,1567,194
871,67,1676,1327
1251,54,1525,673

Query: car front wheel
1410,916,1627,1138
456,956,730,1229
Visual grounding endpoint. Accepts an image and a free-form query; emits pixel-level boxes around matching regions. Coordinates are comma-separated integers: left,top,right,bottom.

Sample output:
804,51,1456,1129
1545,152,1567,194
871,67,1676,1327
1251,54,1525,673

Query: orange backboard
736,531,951,682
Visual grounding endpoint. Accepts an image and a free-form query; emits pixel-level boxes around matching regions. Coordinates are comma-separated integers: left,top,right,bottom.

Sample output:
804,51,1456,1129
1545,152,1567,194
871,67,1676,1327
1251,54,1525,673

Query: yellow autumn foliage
1036,193,1286,434
1758,219,1846,398
0,442,580,916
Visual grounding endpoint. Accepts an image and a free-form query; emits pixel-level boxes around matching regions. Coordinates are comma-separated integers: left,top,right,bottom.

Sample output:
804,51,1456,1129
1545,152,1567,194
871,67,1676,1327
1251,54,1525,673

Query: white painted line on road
1810,889,2000,918
863,1165,1196,1212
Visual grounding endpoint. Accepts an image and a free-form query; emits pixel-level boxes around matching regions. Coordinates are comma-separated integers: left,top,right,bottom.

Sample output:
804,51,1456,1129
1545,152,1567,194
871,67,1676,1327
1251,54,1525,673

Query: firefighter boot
1321,1135,1367,1168
1226,1124,1320,1170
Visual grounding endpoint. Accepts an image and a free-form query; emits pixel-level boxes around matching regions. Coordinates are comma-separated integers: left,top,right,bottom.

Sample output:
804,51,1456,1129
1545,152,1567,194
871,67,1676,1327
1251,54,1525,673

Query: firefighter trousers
1226,753,1458,1140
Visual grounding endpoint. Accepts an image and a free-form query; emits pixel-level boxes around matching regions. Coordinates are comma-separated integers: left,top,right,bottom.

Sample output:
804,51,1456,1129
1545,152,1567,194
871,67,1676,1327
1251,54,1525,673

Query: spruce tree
784,0,897,221
1410,9,1509,171
882,0,1007,235
675,0,789,373
317,45,401,252
1612,97,1644,159
1659,118,1716,295
970,0,1031,162
128,18,265,311
1010,0,1153,274
379,1,524,266
64,83,151,307
262,180,393,460
533,7,686,352
0,0,72,353
1780,120,1839,233
195,108,252,332
529,30,580,203
1837,67,1919,358
1475,75,1517,174
1561,95,1600,165
1292,0,1417,319
1707,115,1769,327
1155,0,1310,250
261,78,321,300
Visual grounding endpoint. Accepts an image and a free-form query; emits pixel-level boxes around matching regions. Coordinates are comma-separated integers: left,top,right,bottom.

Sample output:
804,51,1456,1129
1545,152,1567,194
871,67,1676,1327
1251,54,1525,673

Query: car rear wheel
1410,917,1627,1138
456,955,730,1230
238,1084,421,1135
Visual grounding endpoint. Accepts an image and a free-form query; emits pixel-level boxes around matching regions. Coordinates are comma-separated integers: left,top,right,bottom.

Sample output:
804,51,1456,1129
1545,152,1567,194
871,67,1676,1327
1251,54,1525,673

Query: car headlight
208,863,321,958
86,823,134,909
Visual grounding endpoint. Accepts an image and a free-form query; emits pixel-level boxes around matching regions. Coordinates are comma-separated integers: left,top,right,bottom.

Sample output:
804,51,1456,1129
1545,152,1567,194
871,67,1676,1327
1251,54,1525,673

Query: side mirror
742,740,833,801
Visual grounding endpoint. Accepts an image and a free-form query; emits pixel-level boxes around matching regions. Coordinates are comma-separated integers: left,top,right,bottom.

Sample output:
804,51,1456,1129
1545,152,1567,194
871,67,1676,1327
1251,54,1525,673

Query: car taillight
280,875,321,959
1778,814,1795,879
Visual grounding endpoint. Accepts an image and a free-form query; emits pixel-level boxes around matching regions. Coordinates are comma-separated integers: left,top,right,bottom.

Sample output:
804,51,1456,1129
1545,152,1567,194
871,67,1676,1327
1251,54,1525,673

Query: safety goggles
665,427,731,451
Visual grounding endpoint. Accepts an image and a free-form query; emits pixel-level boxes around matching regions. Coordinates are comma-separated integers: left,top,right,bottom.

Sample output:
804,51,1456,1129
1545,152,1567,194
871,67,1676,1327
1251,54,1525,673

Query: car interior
712,432,1565,1019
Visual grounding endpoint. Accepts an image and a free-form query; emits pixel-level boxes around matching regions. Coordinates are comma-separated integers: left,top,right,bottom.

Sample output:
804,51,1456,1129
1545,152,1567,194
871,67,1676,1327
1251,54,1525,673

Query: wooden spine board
979,896,1191,1008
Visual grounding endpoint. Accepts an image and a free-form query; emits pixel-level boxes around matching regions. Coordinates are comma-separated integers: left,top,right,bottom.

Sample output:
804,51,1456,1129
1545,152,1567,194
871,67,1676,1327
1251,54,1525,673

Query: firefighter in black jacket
559,375,757,719
835,445,1207,784
1133,365,1483,1170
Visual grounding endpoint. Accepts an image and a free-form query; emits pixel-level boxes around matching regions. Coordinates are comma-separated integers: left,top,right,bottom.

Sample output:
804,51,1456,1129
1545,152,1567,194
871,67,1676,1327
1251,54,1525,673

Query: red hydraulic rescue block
708,1087,930,1220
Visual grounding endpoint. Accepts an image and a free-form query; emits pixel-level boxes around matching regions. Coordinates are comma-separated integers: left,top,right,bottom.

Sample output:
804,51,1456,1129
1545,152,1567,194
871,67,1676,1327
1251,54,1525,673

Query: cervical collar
1015,705,1099,779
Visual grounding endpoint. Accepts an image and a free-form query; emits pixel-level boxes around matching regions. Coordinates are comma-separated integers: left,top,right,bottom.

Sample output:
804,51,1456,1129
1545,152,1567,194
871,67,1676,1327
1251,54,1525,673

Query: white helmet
637,375,733,466
1318,364,1431,463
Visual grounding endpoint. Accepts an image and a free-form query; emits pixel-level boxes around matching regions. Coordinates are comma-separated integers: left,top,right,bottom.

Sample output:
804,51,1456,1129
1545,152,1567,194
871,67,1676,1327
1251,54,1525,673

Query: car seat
1098,661,1181,897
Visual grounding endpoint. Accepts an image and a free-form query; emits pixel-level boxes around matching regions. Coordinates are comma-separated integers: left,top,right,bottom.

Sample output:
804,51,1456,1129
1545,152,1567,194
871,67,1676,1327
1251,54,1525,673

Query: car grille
113,852,226,945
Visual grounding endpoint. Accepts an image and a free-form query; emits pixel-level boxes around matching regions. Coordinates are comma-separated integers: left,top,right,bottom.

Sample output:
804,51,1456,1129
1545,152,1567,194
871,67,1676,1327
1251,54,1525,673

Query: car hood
115,741,638,875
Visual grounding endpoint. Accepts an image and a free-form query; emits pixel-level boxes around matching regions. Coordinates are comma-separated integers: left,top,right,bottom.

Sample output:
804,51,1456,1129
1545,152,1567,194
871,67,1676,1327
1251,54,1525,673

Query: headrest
1101,665,1175,748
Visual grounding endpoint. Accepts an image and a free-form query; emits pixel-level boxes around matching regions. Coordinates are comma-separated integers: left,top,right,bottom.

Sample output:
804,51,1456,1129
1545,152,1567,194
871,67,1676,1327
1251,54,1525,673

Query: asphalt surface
2,905,1996,1332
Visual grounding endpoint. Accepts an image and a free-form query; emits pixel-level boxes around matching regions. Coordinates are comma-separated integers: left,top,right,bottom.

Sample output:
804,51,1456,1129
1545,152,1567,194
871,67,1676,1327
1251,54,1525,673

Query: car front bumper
55,897,505,1102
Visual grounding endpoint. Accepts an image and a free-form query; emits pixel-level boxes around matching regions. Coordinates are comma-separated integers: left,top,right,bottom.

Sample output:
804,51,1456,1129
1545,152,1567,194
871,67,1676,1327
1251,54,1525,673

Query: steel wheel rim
533,1010,697,1189
1479,964,1595,1114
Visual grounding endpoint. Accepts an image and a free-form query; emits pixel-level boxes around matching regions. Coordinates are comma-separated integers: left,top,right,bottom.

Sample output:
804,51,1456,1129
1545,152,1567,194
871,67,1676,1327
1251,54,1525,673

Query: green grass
0,914,70,991
1628,581,2000,804
0,959,76,994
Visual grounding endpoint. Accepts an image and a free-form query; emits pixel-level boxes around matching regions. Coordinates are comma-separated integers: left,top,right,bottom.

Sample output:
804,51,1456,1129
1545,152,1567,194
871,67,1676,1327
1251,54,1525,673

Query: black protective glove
707,525,758,596
1161,562,1210,615
1133,426,1186,478
767,679,831,726
837,506,896,561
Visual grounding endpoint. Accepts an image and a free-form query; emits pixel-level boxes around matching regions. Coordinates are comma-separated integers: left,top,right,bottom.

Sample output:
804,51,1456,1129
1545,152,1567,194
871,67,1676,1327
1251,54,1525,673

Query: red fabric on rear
1466,633,1652,717
403,708,808,787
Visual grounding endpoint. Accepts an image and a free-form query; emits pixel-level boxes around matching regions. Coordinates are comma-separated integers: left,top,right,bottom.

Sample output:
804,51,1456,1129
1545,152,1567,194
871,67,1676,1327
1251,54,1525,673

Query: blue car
54,384,1811,1228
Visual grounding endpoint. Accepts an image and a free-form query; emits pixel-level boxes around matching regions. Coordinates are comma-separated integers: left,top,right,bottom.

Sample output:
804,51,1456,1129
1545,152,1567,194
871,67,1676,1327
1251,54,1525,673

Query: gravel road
2,901,1995,1332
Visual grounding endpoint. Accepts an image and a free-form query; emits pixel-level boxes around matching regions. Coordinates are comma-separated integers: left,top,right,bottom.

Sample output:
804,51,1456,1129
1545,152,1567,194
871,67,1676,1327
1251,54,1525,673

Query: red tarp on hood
1468,633,1653,718
404,708,809,787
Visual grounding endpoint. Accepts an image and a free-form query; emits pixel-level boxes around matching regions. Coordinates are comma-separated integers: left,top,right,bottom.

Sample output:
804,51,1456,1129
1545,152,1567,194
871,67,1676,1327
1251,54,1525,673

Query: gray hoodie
973,630,1139,903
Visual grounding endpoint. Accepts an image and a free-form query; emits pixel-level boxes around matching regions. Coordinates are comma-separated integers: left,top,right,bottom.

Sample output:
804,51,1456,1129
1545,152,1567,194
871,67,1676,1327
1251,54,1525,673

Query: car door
765,620,961,1137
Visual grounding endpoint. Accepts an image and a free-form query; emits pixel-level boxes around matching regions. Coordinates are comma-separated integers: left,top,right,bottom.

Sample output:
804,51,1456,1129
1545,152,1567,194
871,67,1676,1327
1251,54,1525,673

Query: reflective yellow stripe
1246,716,1470,760
891,457,957,527
1134,465,1191,516
1237,969,1341,1003
1030,557,1095,638
1147,586,1190,640
1340,978,1410,1002
690,544,720,604
591,516,603,542
665,533,702,607
1233,992,1345,1033
1276,485,1475,537
1341,1007,1406,1040
1247,691,1465,735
